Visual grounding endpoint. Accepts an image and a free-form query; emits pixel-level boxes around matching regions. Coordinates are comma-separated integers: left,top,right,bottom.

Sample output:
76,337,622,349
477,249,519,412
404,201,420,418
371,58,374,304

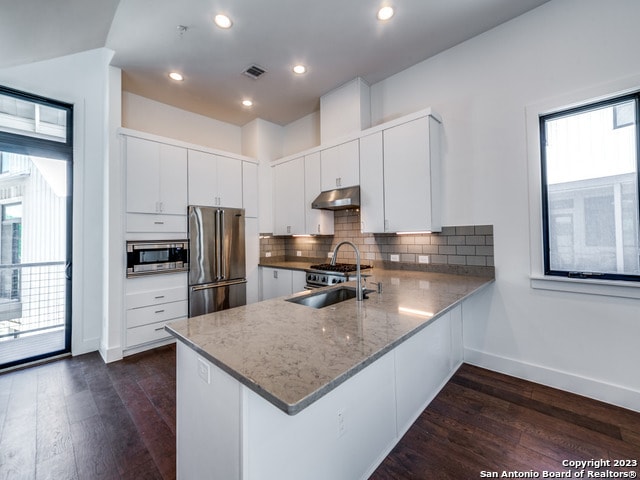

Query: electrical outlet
197,357,210,384
327,251,333,258
390,254,400,262
418,255,430,264
296,250,302,257
337,410,346,437
265,251,272,257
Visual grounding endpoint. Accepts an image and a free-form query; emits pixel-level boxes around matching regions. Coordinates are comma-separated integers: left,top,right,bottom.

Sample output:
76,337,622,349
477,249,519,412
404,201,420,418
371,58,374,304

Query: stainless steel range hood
312,186,360,210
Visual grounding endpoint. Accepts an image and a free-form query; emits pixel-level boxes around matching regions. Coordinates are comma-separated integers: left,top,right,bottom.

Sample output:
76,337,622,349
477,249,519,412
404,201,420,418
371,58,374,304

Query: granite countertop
166,269,493,415
258,260,312,271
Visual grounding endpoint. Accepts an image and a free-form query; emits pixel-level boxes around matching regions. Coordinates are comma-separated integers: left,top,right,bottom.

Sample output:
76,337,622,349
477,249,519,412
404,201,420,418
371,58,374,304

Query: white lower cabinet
260,267,306,301
124,273,187,352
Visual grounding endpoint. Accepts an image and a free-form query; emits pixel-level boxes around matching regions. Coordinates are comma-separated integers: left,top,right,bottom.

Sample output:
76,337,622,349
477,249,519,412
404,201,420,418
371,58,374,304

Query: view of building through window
541,95,639,278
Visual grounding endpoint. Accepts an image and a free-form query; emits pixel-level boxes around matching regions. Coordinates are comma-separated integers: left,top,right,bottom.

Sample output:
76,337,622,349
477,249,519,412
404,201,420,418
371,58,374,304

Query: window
540,93,640,281
0,91,68,143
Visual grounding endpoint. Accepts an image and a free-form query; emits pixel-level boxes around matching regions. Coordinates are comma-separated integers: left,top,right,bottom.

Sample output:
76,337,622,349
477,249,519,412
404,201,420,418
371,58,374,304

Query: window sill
530,274,640,299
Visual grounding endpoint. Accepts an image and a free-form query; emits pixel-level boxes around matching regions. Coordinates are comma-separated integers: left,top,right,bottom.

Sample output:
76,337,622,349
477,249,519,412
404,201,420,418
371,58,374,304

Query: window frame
0,85,73,161
539,92,640,282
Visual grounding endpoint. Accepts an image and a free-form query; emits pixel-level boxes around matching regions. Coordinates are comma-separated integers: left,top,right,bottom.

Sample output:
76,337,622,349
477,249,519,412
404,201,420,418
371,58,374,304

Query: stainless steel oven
126,240,188,277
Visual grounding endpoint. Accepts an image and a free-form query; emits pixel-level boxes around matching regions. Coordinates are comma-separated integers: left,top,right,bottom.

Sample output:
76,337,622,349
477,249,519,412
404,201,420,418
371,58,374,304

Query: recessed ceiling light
292,64,307,75
242,99,253,107
377,6,394,21
214,14,233,29
169,72,184,81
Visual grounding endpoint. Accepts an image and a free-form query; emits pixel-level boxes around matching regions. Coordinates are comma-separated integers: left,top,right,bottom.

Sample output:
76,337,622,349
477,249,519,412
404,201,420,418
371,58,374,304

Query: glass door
0,86,72,369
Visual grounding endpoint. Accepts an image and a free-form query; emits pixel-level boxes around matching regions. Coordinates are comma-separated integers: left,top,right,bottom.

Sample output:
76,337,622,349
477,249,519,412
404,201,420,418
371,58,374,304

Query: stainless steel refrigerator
188,205,246,317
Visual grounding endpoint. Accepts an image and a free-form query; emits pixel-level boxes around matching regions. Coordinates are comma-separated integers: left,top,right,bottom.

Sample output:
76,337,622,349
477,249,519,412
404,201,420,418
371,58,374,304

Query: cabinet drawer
126,319,176,348
127,213,187,234
126,300,188,329
126,285,187,310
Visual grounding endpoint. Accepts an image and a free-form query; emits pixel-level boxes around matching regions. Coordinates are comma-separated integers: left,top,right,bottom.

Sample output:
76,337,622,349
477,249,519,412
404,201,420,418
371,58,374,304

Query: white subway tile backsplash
259,210,494,275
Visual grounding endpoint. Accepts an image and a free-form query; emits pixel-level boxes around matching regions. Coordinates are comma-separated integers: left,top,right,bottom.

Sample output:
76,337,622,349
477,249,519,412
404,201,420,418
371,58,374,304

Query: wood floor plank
69,415,120,480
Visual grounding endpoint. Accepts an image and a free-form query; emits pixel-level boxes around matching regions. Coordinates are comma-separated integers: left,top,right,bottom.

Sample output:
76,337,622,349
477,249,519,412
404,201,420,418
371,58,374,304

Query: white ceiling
1,0,551,126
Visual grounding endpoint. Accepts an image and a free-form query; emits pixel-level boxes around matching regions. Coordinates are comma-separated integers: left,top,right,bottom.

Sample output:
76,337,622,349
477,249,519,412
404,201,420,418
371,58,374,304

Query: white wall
282,111,320,158
368,0,640,410
242,118,284,234
0,48,114,356
122,92,243,154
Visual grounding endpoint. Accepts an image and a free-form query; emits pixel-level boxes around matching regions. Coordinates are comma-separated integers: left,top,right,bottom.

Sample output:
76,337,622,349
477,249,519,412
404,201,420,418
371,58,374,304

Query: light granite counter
166,269,493,415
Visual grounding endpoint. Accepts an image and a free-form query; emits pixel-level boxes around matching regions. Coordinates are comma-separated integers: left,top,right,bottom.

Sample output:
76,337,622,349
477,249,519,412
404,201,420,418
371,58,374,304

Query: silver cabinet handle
155,309,165,314
155,326,165,331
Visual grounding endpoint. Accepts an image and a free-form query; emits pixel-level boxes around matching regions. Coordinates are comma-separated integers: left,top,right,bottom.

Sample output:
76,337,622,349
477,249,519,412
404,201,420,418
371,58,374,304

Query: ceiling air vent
243,64,267,79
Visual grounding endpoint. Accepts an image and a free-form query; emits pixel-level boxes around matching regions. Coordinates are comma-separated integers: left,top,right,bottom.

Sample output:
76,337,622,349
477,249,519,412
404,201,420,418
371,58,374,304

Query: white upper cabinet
320,139,359,191
188,150,243,208
273,157,305,235
383,115,441,233
359,132,385,233
360,113,442,234
304,152,334,235
126,136,188,215
242,161,259,218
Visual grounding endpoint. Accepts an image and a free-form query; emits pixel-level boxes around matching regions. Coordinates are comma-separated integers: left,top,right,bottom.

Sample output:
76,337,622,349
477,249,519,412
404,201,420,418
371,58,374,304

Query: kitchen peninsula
166,268,493,480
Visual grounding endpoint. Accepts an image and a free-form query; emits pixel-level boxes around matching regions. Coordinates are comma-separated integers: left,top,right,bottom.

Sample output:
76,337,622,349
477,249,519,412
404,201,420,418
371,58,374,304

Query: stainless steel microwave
126,240,188,277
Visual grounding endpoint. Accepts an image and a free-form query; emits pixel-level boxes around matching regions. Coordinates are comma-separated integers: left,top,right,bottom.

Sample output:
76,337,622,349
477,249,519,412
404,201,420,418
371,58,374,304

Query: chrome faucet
331,240,363,301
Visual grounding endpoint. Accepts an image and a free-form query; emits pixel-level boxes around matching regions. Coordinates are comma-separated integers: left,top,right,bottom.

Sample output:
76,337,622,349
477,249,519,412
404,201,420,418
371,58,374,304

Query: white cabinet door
158,143,188,214
188,150,243,208
126,137,160,214
304,152,334,235
188,150,217,206
260,267,294,300
291,270,307,294
126,136,187,215
320,139,359,191
383,116,441,233
125,273,188,351
273,157,305,235
243,162,259,218
217,155,243,208
359,132,385,233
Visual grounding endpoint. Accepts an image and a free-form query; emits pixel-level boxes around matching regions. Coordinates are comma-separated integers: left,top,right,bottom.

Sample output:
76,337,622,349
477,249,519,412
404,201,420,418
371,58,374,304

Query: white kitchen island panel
169,270,493,479
176,342,242,480
242,348,396,480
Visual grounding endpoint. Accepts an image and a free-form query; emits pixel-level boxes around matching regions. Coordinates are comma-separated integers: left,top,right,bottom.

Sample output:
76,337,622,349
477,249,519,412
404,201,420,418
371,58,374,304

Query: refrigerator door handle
219,209,226,280
214,209,221,281
190,279,247,291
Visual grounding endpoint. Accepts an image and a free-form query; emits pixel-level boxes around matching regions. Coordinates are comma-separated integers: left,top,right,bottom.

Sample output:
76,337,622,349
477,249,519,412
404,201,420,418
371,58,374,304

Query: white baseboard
464,348,640,413
99,343,123,363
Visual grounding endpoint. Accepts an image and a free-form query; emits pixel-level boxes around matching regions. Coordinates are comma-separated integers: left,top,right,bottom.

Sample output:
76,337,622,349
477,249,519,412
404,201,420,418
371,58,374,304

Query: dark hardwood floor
0,345,176,480
1,345,638,479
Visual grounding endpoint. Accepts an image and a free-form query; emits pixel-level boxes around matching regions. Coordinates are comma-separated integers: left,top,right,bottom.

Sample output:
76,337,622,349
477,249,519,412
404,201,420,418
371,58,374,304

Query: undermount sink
285,286,371,309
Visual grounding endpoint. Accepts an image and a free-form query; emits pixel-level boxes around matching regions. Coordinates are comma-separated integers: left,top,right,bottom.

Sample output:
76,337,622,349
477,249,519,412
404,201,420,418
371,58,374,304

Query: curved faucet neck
330,241,363,301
